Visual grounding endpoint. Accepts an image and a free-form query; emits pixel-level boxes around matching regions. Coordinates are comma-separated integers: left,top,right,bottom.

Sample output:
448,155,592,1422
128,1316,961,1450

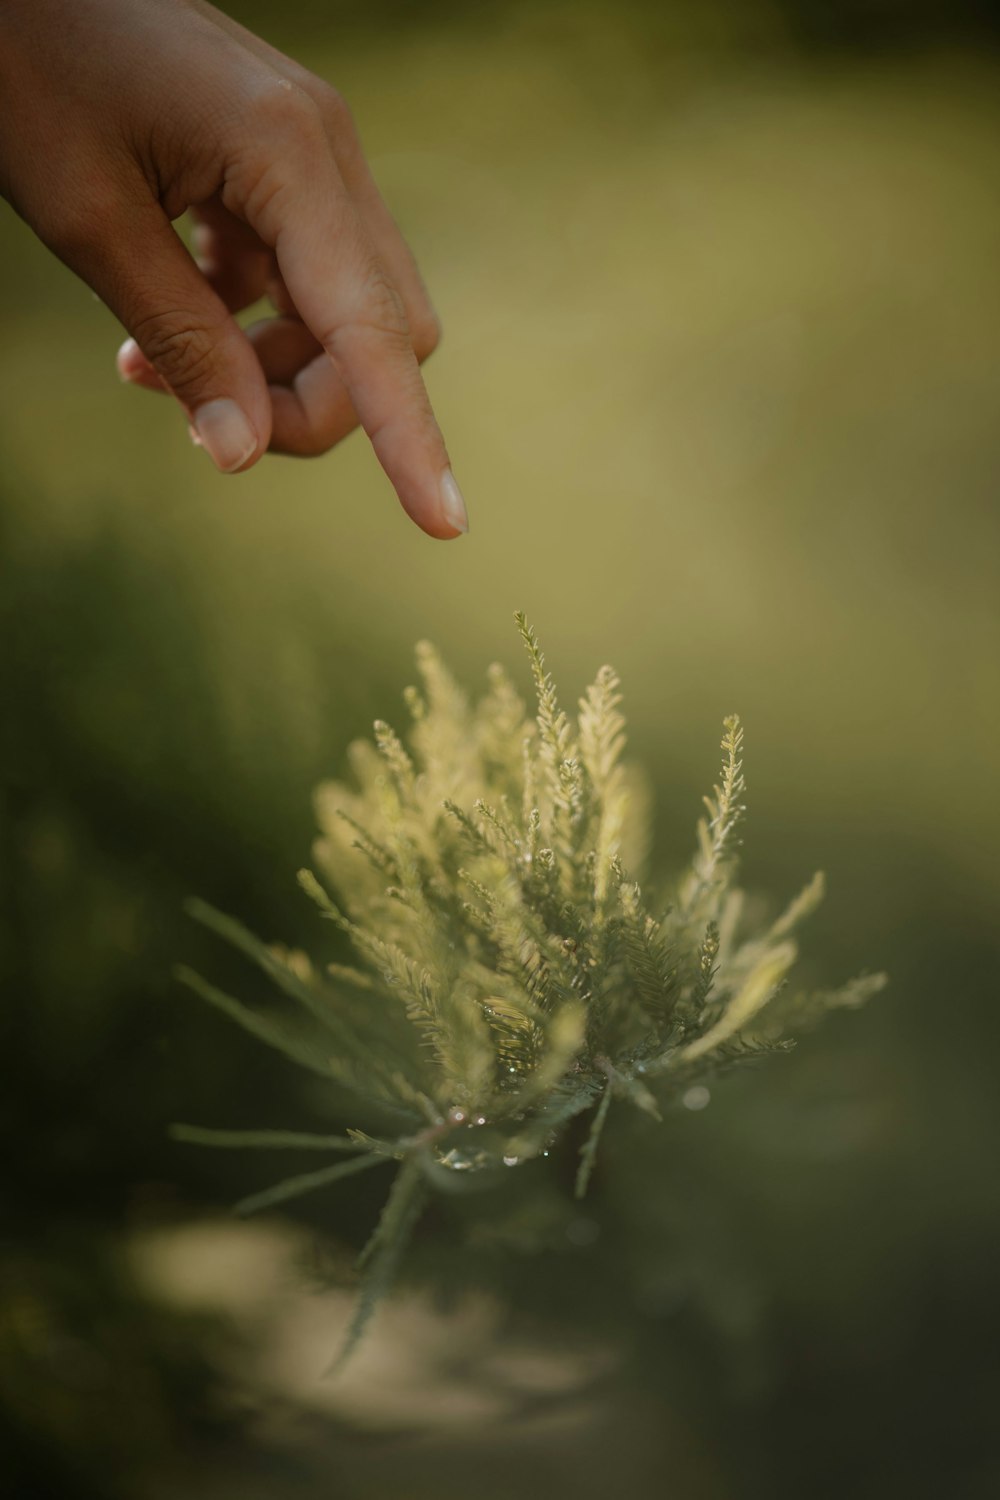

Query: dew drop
438,1147,476,1171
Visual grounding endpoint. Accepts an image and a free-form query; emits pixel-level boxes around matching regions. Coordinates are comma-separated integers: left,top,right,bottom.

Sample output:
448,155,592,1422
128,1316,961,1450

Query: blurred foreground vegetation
2,2,999,1497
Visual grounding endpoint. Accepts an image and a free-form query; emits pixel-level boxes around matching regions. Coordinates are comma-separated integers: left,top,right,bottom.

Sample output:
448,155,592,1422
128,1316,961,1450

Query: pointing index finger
231,105,467,538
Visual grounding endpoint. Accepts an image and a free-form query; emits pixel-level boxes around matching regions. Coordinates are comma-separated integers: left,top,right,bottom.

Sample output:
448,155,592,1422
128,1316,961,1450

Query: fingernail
191,399,257,474
440,468,469,535
116,338,146,382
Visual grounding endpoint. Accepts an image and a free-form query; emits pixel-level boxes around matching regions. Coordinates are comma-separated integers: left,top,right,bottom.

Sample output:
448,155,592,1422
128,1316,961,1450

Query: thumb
70,201,272,472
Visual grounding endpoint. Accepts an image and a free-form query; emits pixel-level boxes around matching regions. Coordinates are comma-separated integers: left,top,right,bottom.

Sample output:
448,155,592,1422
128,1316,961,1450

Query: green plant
173,615,885,1364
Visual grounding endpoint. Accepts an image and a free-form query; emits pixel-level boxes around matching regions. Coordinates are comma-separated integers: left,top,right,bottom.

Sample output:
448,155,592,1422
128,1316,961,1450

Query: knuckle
296,429,335,459
363,269,411,341
329,316,411,364
131,311,220,393
322,265,411,355
359,260,407,323
411,310,442,362
247,77,325,148
227,79,329,231
230,163,286,239
313,81,356,138
273,417,350,460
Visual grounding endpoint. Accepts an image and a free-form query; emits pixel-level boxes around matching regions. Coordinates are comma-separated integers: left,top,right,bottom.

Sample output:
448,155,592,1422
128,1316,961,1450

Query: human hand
0,0,468,538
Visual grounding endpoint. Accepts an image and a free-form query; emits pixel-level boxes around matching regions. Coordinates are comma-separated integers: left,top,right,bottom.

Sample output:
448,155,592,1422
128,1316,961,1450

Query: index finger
232,96,468,539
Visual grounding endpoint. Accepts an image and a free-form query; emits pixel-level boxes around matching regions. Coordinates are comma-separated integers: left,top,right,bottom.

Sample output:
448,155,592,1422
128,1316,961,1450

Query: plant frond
681,940,798,1061
680,714,747,917
171,1125,367,1151
331,1156,428,1371
236,1152,387,1217
174,966,340,1081
769,870,826,940
178,619,881,1362
575,1084,613,1199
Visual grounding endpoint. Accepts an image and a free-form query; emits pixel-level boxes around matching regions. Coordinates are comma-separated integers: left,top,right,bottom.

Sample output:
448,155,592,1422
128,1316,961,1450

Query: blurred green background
3,1,999,1496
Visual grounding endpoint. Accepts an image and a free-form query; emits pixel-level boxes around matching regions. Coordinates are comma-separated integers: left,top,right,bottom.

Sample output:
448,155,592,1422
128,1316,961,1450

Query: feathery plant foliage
174,615,885,1364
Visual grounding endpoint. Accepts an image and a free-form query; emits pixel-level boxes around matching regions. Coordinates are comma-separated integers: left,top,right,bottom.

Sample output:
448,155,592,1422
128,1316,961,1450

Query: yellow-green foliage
174,616,885,1362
